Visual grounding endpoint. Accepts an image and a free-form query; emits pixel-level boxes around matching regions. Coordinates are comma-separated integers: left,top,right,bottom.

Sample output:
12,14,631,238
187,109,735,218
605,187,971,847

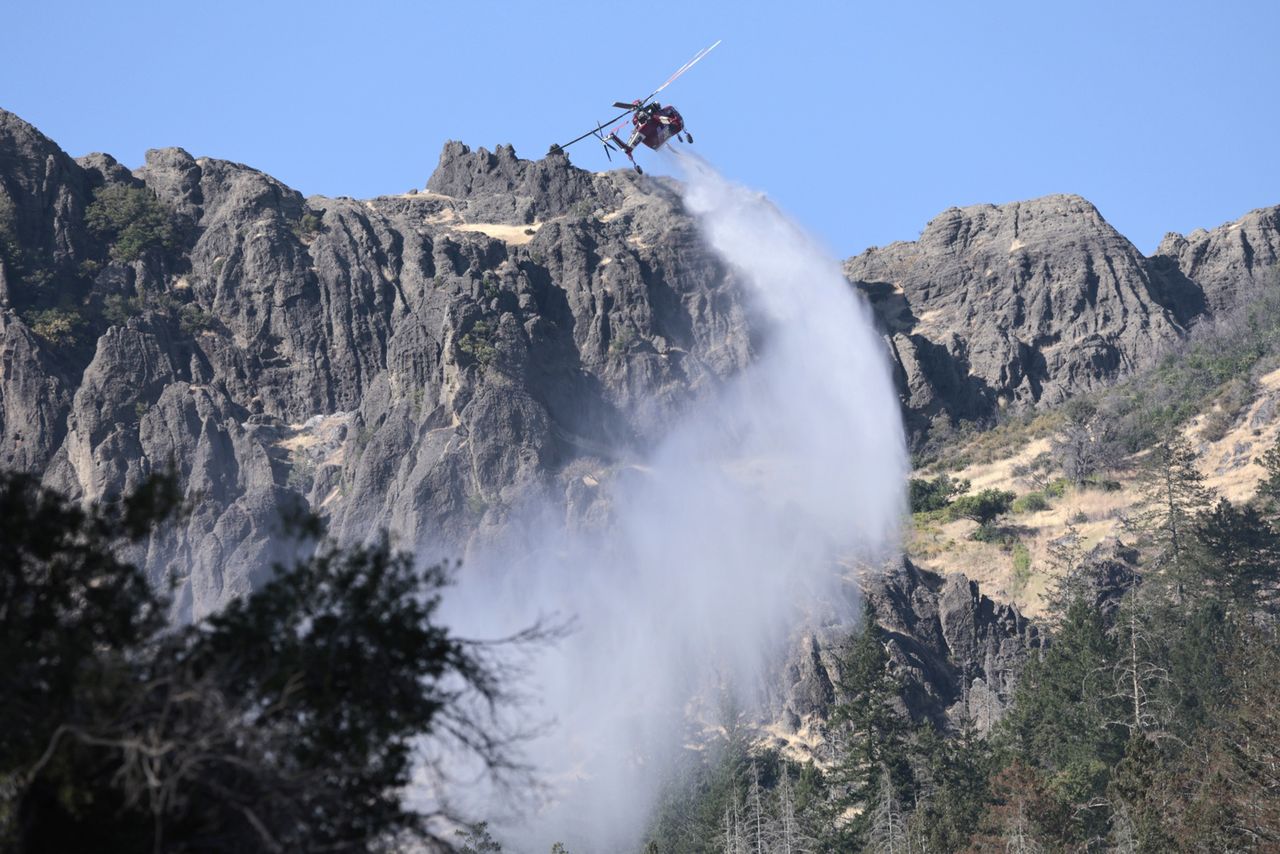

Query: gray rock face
0,109,95,274
1153,205,1280,314
0,109,752,618
0,310,70,471
848,196,1280,442
846,195,1189,435
771,560,1041,738
867,559,1042,731
426,141,614,224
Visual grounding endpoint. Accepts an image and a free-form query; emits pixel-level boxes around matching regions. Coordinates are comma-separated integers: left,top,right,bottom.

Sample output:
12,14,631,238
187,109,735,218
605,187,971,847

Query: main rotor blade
643,39,721,102
612,101,638,110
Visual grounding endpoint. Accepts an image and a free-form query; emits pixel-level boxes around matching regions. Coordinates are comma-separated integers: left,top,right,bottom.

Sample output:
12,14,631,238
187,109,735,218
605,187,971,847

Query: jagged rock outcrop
0,109,753,619
1153,205,1280,315
846,195,1189,434
869,559,1042,731
773,561,1041,742
0,109,95,279
426,142,612,225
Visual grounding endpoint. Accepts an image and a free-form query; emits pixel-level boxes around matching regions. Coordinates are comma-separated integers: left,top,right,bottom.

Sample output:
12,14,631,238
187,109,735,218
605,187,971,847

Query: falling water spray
449,154,908,851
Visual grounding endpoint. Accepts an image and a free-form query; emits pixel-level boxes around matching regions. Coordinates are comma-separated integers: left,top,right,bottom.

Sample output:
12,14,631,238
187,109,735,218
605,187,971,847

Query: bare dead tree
866,773,909,854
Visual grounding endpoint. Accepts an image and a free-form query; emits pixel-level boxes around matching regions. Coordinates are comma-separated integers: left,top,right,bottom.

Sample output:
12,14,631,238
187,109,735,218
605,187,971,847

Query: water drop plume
448,153,908,851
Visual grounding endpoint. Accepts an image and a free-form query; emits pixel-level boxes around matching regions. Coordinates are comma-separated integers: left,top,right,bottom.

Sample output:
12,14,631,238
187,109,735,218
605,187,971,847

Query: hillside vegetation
910,272,1280,615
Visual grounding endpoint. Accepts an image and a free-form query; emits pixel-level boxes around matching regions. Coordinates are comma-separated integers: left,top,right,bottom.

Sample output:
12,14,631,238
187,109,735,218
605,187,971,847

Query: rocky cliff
846,195,1280,439
845,196,1184,434
0,109,753,618
1153,204,1280,314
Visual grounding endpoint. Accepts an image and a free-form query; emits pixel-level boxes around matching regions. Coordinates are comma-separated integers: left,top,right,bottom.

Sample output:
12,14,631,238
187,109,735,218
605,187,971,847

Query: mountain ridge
2,107,1279,622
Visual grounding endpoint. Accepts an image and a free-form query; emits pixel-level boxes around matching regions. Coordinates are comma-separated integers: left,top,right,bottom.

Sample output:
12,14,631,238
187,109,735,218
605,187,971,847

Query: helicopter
549,40,720,174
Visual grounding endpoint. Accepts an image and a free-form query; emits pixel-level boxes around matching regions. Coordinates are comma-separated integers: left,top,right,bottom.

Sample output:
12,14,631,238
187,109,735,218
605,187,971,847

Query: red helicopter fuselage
632,105,685,150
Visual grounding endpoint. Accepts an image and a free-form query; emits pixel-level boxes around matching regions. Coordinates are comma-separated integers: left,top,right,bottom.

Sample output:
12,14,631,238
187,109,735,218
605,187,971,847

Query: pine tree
999,594,1125,845
457,822,503,853
826,602,913,848
1107,734,1177,852
720,792,745,854
1193,497,1280,614
1136,434,1214,603
3,472,544,852
1256,433,1280,509
964,761,1050,854
908,716,991,852
1107,577,1172,737
1042,521,1089,625
1161,598,1234,737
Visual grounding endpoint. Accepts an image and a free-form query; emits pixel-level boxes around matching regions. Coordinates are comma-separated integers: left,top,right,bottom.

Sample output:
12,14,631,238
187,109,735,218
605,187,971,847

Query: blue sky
2,0,1276,257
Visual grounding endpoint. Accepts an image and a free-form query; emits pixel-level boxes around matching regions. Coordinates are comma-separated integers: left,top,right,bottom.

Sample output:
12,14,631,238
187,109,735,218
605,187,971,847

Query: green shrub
970,522,1018,545
1045,478,1069,498
1012,492,1049,514
459,320,497,367
287,455,316,493
909,474,970,514
86,184,179,262
609,326,635,357
353,424,373,453
101,292,216,336
289,210,324,243
102,294,143,327
1012,543,1032,591
1012,451,1056,489
948,488,1016,526
0,192,19,268
178,303,216,334
26,307,87,346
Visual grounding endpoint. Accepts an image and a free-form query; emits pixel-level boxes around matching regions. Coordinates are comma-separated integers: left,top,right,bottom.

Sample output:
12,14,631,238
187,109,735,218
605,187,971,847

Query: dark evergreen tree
1256,433,1280,509
998,594,1125,846
908,716,992,852
824,602,912,849
0,471,173,778
1192,497,1280,614
1135,434,1214,603
1,472,540,853
645,690,755,853
1107,734,1177,853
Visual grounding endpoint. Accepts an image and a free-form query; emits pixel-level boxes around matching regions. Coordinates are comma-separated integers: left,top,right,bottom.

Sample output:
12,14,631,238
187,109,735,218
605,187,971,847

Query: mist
446,153,908,851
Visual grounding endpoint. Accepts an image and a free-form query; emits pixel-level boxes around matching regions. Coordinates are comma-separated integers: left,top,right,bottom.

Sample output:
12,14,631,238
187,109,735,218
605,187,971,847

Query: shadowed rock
1153,205,1280,315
